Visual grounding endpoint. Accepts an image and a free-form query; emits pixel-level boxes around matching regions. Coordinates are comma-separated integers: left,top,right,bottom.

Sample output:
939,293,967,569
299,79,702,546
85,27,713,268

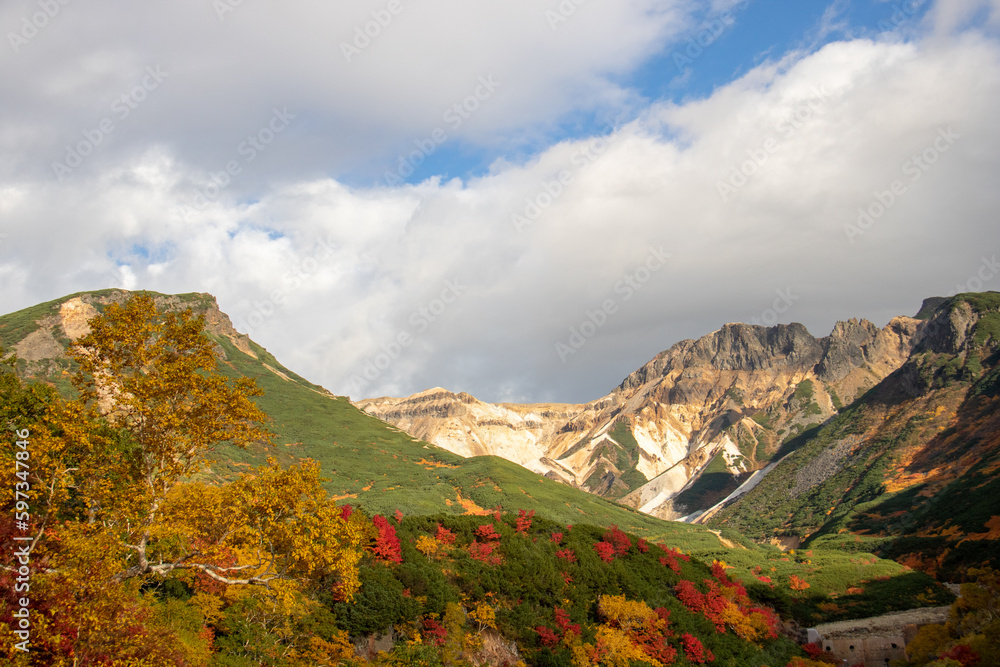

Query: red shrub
802,642,825,659
556,548,577,564
535,625,560,647
550,531,564,544
469,540,502,565
434,523,457,545
554,607,581,636
423,618,448,646
372,515,402,564
674,580,705,612
603,526,632,555
660,554,681,574
940,644,980,667
681,633,714,664
516,509,535,534
476,523,501,541
595,541,616,563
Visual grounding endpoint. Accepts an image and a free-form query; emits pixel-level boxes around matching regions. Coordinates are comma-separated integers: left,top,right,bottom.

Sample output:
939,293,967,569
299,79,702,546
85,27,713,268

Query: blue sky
1,0,998,403
370,0,936,187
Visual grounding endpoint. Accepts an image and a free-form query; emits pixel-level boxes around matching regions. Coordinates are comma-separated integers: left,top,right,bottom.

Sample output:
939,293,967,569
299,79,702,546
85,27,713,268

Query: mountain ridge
359,312,924,520
708,292,1000,577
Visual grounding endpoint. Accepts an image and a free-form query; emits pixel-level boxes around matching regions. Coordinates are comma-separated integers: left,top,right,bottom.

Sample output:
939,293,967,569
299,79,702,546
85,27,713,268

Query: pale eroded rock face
14,328,66,362
358,317,924,519
59,297,99,340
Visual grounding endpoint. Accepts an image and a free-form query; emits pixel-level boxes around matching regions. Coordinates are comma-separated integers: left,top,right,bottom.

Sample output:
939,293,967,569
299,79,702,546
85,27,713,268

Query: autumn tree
63,294,281,584
0,297,371,664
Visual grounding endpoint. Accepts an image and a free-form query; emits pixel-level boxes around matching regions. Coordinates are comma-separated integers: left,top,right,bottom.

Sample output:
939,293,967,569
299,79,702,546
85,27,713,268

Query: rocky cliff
358,314,923,519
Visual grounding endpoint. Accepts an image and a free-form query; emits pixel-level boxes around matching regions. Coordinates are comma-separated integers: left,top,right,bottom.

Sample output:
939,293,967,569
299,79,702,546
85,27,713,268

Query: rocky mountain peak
688,322,824,372
913,297,983,356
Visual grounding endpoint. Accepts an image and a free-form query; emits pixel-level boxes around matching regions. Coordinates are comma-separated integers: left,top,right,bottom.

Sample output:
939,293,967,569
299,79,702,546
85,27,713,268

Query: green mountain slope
709,292,1000,579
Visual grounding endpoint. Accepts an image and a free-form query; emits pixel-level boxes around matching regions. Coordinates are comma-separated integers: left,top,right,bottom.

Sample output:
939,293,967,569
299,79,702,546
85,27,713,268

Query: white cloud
1,1,999,404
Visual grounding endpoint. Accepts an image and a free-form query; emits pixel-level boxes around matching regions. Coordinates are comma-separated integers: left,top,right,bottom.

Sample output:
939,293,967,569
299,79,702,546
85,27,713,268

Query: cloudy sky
1,0,999,404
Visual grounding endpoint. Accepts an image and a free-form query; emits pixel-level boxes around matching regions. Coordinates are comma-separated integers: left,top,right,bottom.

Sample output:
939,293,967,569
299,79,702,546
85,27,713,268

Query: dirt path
706,529,746,550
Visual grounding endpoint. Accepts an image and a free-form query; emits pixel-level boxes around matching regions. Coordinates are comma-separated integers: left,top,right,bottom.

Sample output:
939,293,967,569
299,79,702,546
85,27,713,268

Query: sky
1,0,999,405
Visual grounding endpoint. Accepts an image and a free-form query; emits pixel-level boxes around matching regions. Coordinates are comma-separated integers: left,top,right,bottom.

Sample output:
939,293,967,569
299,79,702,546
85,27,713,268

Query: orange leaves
789,575,811,591
468,602,497,632
145,458,368,599
569,596,679,666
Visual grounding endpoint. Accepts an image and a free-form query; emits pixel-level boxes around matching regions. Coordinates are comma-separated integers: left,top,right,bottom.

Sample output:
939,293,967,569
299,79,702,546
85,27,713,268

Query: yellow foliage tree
415,534,441,560
0,295,369,664
597,594,658,632
469,601,497,632
68,294,275,581
156,458,368,595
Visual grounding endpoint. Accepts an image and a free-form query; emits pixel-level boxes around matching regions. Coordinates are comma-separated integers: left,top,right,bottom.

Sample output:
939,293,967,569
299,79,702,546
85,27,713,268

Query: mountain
708,292,1000,578
359,314,922,520
0,288,726,544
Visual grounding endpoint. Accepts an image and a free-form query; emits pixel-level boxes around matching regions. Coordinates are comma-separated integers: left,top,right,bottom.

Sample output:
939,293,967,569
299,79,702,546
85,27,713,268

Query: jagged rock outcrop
359,315,924,519
706,293,1000,578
